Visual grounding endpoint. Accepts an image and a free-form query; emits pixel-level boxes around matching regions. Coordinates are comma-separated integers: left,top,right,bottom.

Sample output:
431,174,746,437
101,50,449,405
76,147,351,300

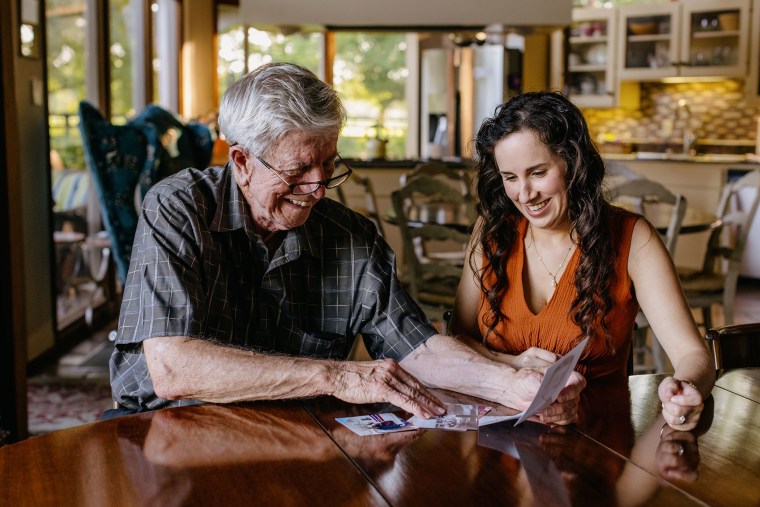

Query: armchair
78,101,152,284
79,101,215,284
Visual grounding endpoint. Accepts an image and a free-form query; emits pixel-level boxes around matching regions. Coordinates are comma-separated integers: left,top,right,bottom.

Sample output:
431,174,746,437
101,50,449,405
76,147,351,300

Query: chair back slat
610,178,686,256
391,175,470,306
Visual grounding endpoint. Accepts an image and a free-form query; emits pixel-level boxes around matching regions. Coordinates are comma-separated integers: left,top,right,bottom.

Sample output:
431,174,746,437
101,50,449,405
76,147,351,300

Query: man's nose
305,164,326,181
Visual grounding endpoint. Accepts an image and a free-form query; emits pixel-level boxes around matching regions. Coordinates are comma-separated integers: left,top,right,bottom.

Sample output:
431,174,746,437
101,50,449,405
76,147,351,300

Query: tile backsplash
582,80,760,149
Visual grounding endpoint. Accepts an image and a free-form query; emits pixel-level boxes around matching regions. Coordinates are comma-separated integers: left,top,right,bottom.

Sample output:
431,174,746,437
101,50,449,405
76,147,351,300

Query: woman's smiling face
494,129,571,232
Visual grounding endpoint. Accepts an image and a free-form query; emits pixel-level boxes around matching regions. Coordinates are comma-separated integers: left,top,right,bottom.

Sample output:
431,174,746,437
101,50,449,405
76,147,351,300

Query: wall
583,80,760,148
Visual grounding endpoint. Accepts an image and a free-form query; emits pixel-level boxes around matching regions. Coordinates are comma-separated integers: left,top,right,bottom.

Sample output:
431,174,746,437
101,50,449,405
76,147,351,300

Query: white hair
218,62,346,156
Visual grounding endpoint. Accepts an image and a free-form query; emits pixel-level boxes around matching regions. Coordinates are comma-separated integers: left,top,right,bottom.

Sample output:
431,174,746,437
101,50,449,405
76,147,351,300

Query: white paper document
409,403,491,431
478,337,589,427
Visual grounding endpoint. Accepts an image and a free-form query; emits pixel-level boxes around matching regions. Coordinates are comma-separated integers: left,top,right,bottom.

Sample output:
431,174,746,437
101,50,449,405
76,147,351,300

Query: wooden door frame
0,0,29,443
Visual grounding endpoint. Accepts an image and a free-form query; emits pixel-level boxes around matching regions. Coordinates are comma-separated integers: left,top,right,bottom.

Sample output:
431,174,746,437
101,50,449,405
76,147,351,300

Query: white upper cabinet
617,0,750,81
568,7,618,107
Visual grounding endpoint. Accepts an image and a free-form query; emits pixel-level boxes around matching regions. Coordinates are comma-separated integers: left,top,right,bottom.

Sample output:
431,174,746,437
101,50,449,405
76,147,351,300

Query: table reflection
473,377,703,506
114,403,388,505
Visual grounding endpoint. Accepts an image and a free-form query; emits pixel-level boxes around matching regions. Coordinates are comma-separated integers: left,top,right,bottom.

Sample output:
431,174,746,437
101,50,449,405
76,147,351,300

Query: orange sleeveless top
477,207,641,380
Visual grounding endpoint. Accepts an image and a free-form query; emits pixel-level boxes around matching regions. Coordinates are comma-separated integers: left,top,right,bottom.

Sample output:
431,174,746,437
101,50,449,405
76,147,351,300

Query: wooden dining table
1,369,758,506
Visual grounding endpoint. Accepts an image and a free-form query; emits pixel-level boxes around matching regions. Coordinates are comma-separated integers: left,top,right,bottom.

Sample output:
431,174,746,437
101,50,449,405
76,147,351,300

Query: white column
156,0,179,112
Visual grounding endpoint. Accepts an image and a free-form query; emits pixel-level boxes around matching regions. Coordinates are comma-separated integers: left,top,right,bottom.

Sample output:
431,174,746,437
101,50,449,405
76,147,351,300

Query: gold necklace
529,224,574,288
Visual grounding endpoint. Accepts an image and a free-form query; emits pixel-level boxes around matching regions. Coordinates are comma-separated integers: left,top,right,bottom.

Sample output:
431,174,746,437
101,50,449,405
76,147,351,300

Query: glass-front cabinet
617,0,749,81
618,3,680,80
679,0,749,78
568,7,617,107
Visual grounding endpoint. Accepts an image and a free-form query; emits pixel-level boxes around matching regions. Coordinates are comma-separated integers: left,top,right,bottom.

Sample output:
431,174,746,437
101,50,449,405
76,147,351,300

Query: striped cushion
51,170,89,212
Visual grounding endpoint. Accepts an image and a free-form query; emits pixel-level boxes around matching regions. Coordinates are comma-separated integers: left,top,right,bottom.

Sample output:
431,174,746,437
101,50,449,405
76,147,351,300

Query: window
333,32,408,159
46,0,88,170
215,5,413,160
109,0,135,124
216,15,322,100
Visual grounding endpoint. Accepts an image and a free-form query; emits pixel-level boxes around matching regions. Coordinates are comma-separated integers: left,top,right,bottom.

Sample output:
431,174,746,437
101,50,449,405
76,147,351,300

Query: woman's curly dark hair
473,91,615,349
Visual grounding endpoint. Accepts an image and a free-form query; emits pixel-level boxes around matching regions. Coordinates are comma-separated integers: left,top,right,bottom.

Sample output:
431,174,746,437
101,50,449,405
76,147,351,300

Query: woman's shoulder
606,203,643,224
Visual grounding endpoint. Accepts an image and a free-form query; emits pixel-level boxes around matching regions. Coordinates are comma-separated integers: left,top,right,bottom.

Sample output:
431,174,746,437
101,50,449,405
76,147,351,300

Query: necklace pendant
551,279,557,288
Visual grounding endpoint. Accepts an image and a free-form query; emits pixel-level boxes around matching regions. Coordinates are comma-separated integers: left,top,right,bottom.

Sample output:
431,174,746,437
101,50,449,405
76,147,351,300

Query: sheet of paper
336,413,416,436
409,403,491,431
479,336,589,427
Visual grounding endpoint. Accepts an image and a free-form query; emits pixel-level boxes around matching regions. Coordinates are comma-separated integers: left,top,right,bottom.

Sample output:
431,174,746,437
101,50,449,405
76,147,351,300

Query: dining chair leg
723,294,736,326
702,306,713,330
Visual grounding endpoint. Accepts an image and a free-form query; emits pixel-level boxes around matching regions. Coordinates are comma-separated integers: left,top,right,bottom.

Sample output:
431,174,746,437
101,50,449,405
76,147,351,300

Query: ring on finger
679,415,686,424
678,443,684,456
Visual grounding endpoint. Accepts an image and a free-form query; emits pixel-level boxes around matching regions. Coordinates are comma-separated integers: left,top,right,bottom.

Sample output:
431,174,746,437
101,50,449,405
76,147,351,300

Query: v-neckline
518,222,578,317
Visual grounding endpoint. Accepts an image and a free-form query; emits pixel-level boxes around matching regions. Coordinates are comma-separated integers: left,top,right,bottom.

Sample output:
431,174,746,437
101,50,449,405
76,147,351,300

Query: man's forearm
145,336,335,403
143,335,447,420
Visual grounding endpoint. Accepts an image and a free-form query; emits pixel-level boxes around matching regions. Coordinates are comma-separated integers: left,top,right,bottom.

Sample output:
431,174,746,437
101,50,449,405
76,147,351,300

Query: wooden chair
609,178,687,373
400,160,472,200
391,175,470,308
679,170,760,329
334,174,385,237
705,323,760,370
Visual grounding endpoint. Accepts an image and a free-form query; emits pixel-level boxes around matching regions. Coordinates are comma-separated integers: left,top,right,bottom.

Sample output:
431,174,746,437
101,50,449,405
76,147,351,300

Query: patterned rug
27,376,113,435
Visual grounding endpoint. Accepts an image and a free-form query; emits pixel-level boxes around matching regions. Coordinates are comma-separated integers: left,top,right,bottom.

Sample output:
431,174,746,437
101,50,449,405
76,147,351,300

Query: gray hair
218,62,346,156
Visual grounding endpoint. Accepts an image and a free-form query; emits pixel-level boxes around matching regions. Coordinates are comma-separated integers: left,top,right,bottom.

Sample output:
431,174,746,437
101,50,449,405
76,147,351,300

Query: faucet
676,99,697,155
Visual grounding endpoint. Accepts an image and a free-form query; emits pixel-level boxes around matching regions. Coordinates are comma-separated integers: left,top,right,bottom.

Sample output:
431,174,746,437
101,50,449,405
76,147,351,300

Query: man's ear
230,146,251,184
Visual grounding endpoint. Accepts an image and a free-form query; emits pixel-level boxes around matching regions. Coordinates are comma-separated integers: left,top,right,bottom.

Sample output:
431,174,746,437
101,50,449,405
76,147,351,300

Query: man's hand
329,359,446,419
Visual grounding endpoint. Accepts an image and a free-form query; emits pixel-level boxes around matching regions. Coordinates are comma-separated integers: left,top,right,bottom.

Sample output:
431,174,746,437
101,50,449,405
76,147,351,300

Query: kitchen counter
343,158,473,169
604,152,759,165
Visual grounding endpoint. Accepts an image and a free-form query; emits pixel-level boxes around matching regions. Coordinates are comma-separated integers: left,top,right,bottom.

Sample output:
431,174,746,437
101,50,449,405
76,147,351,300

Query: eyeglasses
255,154,353,196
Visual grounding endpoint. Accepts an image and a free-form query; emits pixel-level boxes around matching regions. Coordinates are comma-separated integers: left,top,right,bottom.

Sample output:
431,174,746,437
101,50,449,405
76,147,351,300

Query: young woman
450,92,713,430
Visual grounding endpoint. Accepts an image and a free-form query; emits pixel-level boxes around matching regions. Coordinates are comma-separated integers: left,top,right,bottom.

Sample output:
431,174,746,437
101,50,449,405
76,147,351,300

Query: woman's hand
538,371,586,425
511,347,558,368
658,377,704,431
656,424,700,481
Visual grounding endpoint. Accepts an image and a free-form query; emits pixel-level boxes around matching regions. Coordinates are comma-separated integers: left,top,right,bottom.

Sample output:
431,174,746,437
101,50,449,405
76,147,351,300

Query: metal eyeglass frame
255,154,353,195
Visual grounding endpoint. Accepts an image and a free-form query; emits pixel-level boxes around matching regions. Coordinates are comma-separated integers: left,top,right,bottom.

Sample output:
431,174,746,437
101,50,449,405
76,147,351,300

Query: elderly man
109,62,584,422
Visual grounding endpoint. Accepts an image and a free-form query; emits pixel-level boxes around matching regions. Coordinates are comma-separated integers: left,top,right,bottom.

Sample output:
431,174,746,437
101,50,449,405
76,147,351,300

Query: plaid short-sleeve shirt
110,165,436,410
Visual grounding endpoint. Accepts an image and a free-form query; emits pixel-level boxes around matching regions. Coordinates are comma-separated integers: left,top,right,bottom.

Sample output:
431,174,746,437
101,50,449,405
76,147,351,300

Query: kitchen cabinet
568,7,618,108
617,0,750,81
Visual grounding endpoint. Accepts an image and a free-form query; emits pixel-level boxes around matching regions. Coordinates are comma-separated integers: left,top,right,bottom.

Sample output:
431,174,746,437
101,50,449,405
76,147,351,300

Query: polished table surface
2,369,758,506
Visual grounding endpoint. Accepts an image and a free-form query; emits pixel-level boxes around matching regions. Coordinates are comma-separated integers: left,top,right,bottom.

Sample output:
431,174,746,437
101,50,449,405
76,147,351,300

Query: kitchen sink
634,152,748,163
